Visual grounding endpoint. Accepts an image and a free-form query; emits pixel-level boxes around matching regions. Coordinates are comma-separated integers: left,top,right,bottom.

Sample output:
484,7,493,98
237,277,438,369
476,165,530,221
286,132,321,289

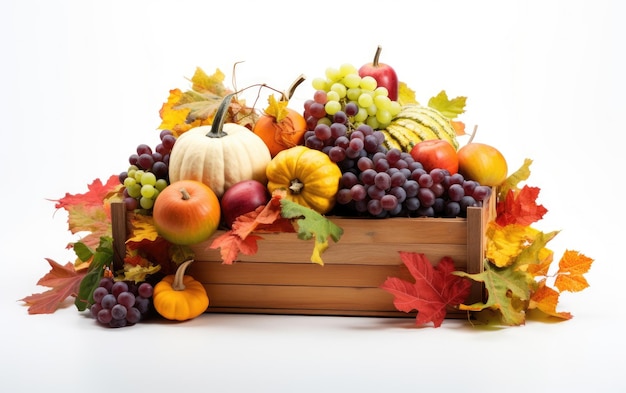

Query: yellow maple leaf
120,263,161,283
127,213,159,243
398,82,418,106
190,67,227,95
554,250,594,292
158,88,192,137
528,279,572,319
486,222,540,268
264,94,290,122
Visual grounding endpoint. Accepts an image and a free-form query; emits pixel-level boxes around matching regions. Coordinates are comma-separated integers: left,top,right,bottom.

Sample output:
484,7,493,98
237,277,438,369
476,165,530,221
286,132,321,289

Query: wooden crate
112,195,494,318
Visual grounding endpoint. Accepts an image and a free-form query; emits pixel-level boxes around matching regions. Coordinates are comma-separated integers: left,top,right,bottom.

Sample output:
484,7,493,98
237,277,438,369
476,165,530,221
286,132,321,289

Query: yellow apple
457,143,508,186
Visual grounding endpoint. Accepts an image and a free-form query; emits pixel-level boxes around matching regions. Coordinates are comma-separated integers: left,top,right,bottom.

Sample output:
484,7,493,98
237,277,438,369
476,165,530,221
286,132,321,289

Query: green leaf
74,236,114,311
498,158,533,201
454,259,531,326
279,199,344,265
427,90,466,119
73,241,94,262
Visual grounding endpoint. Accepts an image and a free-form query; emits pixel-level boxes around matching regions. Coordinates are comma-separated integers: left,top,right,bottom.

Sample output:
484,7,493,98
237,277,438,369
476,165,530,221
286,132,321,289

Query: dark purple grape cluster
118,129,176,212
302,117,491,218
90,277,154,328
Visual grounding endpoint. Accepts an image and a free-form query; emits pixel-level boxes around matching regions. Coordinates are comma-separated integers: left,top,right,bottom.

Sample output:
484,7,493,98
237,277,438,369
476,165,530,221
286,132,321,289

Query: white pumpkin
168,95,272,197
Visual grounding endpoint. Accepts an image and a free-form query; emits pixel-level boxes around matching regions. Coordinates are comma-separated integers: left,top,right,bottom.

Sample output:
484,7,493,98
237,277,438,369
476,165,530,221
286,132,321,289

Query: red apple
358,45,399,101
220,180,270,228
410,139,459,174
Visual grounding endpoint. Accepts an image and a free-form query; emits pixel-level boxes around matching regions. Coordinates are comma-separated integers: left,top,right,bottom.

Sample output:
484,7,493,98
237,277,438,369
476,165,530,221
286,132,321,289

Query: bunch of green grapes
303,63,402,134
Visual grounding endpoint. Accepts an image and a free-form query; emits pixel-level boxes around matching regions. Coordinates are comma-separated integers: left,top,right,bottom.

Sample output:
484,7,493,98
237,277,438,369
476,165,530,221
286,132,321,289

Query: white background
2,1,625,392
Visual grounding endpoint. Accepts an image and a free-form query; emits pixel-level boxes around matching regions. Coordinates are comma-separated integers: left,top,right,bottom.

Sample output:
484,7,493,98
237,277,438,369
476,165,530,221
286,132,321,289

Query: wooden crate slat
187,261,414,287
191,242,469,265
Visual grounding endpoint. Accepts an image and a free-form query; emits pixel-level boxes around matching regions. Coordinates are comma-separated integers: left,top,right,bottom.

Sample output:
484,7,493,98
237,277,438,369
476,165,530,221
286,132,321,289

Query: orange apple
410,139,459,174
153,180,221,245
457,142,508,186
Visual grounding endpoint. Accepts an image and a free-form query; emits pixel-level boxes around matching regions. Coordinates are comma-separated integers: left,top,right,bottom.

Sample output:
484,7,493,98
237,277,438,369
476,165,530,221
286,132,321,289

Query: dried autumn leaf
554,250,594,292
21,258,87,314
279,198,344,265
381,253,472,327
456,260,530,326
496,186,548,227
50,175,121,249
158,66,259,137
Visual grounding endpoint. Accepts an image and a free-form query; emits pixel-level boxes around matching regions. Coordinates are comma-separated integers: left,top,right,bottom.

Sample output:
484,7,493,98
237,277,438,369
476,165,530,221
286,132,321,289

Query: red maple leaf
380,252,472,327
52,175,120,210
496,185,548,227
209,190,294,264
49,175,121,249
20,259,87,314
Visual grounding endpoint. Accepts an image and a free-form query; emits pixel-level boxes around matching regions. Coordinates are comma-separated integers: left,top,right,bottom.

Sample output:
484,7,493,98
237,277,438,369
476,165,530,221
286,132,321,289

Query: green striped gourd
382,104,459,152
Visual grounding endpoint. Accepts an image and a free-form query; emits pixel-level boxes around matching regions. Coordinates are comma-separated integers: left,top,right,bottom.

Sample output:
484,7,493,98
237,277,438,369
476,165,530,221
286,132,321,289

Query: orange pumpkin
254,96,307,157
152,180,221,245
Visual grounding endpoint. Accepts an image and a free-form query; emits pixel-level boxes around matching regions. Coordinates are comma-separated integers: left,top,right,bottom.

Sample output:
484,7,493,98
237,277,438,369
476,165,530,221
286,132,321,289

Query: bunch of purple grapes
128,129,176,179
90,277,154,328
118,129,176,212
301,110,491,217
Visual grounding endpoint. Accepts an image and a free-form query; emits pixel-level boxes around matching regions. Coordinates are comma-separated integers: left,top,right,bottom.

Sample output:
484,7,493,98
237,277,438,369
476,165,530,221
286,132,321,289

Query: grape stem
172,259,195,291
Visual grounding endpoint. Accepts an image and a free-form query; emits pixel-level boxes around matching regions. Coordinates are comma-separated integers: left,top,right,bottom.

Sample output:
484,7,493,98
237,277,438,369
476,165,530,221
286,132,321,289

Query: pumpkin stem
289,178,304,194
372,45,383,67
172,259,194,291
283,74,306,101
207,94,235,139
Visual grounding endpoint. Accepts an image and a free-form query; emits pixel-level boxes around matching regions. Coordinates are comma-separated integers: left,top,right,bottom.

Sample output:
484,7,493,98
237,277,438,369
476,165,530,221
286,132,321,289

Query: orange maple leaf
554,250,594,292
529,279,572,320
451,120,466,136
20,259,87,314
496,185,548,227
209,190,295,264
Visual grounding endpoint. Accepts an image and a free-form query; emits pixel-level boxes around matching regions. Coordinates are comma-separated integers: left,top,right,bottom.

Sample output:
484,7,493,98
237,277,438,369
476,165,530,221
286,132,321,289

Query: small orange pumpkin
253,76,307,157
